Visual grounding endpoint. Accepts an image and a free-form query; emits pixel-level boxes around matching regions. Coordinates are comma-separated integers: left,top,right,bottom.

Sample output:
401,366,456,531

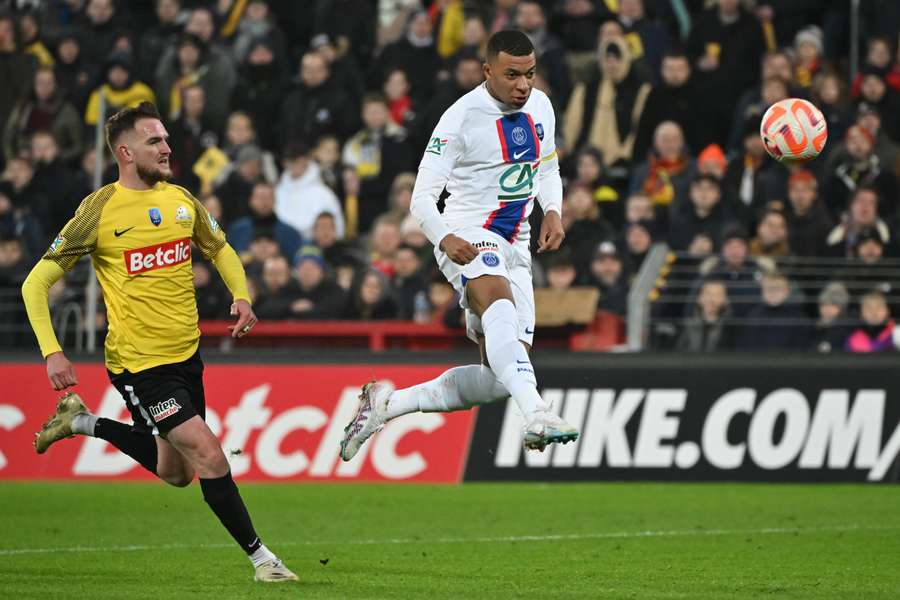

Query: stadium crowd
1,0,899,352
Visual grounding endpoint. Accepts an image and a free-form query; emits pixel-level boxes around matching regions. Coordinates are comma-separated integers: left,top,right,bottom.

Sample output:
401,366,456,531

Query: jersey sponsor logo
425,136,448,156
148,207,162,226
498,161,540,200
149,398,182,422
114,226,135,237
124,238,191,274
473,240,499,253
49,235,65,253
481,252,500,267
535,123,544,141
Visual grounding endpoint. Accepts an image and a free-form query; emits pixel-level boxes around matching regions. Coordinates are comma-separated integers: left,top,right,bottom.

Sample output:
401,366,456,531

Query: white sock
481,299,548,418
249,543,277,567
71,413,98,436
384,365,508,419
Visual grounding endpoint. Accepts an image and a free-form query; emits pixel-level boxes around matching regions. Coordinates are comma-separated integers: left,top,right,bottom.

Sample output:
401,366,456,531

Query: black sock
199,471,262,555
94,418,158,474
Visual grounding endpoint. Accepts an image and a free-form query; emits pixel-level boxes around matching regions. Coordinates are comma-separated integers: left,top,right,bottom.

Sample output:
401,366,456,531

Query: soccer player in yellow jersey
21,103,297,583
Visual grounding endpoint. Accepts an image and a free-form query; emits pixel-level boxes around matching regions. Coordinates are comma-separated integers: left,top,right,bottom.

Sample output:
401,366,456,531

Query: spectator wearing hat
278,51,360,146
230,0,287,66
3,66,83,164
845,290,897,353
811,281,852,353
311,32,367,106
677,279,734,352
586,241,629,316
228,181,303,261
562,184,615,279
564,36,651,174
253,255,302,320
311,0,375,70
750,206,791,259
230,36,288,152
275,141,345,240
823,125,898,220
856,67,900,142
629,121,695,215
213,142,265,224
622,219,654,273
837,228,896,299
371,11,442,105
53,29,99,115
735,271,810,351
856,102,900,177
793,25,824,90
698,223,774,318
785,170,833,257
84,51,156,126
290,248,348,319
668,174,729,251
635,50,707,159
824,187,892,257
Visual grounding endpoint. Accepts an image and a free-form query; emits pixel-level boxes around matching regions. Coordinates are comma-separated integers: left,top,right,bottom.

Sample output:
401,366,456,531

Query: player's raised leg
340,364,508,461
164,416,298,582
466,275,577,450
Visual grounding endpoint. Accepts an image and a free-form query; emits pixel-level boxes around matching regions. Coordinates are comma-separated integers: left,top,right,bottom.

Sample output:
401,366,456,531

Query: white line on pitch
0,524,893,557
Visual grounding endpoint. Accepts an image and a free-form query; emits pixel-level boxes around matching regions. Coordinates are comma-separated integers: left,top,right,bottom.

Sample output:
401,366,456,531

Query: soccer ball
759,98,828,164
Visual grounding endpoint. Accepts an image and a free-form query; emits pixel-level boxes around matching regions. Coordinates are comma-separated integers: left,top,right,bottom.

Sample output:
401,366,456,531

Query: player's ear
483,61,491,80
116,142,133,163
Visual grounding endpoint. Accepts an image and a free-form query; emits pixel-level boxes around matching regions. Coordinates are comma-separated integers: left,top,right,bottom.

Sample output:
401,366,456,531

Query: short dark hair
486,30,534,62
105,102,161,152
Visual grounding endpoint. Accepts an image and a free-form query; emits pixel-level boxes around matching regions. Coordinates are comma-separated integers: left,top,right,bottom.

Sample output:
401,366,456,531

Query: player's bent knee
161,472,193,487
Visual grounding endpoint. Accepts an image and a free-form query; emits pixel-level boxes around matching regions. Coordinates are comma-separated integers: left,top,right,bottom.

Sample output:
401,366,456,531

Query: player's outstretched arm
22,259,78,390
210,244,257,337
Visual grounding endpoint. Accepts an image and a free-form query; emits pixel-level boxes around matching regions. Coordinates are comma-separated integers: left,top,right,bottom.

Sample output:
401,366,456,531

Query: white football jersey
418,83,558,248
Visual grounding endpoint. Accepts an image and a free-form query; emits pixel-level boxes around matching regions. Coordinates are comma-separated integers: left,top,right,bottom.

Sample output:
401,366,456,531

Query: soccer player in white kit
340,31,579,459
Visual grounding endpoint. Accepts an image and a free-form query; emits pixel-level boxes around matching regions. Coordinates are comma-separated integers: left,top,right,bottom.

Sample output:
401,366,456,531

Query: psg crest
149,207,162,226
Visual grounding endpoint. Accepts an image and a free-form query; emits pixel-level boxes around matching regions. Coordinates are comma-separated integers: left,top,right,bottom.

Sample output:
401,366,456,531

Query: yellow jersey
42,182,231,373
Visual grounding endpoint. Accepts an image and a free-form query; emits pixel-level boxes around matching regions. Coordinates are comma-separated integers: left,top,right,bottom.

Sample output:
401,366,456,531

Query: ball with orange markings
760,98,828,164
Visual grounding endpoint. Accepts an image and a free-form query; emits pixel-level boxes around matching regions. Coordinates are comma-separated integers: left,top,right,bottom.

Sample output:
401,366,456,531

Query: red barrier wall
0,364,473,483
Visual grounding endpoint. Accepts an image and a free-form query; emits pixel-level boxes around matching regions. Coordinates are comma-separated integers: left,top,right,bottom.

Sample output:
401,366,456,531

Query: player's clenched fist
440,234,478,265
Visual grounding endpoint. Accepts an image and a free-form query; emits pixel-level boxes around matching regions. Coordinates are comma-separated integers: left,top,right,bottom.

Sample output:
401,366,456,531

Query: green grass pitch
1,482,898,598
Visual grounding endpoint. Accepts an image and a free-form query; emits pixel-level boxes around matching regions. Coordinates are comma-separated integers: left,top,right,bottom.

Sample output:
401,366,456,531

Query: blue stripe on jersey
496,112,539,163
484,199,530,242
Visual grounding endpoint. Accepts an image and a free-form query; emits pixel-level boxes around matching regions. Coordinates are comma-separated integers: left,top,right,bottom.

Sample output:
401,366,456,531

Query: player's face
485,51,536,109
129,118,172,185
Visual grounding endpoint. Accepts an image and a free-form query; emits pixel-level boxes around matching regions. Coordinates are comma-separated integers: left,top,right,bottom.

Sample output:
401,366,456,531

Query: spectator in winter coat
736,271,811,351
668,175,728,251
823,124,898,220
676,279,734,352
85,52,156,126
586,240,629,316
0,14,37,141
53,29,98,115
845,290,897,353
630,120,695,215
275,141,345,240
3,67,83,164
227,182,303,261
824,186,892,258
786,169,833,257
749,205,791,259
564,37,651,172
253,255,301,320
635,50,707,158
289,250,348,320
698,223,774,318
371,11,442,104
811,282,853,353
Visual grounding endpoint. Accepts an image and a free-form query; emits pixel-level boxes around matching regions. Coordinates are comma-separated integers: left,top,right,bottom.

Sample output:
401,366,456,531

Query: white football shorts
435,226,535,346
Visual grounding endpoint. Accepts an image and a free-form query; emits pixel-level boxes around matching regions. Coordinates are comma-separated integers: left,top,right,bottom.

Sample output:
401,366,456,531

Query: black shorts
108,352,206,435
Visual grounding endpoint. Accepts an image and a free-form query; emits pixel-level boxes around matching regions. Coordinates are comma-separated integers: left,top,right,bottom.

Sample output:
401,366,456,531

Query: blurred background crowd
1,0,899,353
